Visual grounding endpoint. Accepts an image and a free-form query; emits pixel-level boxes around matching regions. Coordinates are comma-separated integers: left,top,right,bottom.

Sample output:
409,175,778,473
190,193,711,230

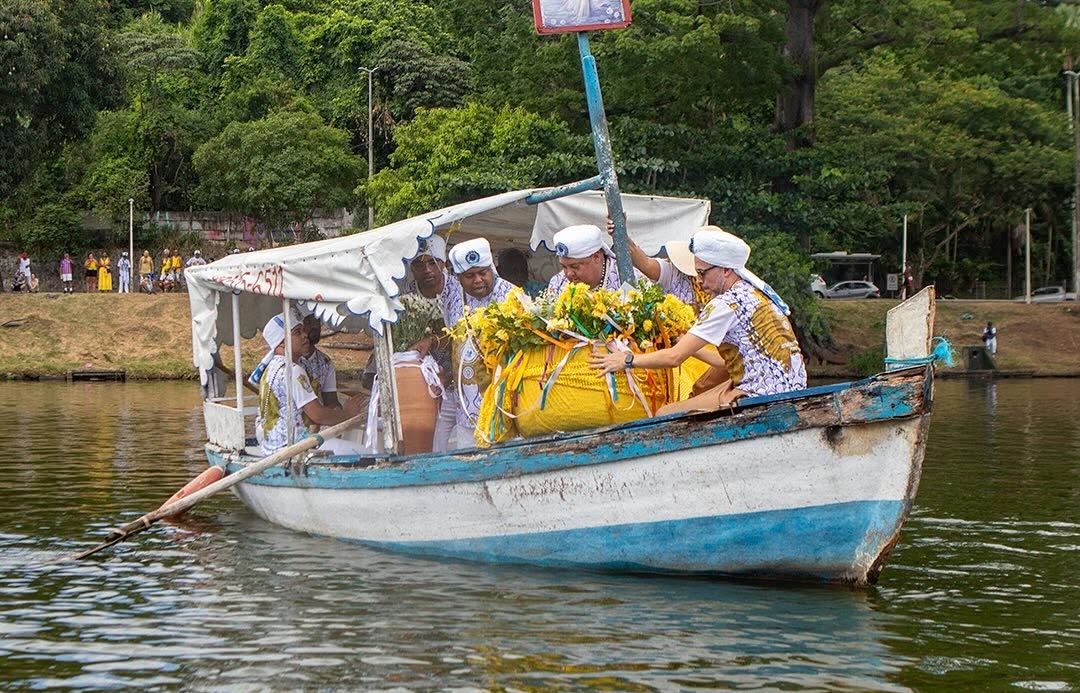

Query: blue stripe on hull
344,500,907,581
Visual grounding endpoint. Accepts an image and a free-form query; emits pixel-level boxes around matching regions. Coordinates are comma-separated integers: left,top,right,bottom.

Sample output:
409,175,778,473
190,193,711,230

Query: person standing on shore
59,254,73,294
139,250,155,293
97,251,112,292
84,253,98,292
17,252,31,288
982,321,997,356
117,252,131,293
170,248,184,290
159,249,175,292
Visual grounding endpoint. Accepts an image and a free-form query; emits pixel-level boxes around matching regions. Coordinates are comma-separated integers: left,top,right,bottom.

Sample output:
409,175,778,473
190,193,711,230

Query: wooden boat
186,189,937,586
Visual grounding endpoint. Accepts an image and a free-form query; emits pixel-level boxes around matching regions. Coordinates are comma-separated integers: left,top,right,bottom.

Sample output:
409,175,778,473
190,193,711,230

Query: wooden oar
55,413,368,563
215,360,259,395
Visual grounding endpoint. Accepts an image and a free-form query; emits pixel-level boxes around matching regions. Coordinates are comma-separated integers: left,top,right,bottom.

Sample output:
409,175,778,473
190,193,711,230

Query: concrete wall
146,209,355,244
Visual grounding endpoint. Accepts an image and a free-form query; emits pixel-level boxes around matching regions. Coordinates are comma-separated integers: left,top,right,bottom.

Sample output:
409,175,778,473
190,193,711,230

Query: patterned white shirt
655,258,697,306
689,281,806,397
445,276,516,428
299,348,337,397
443,276,515,327
255,356,318,454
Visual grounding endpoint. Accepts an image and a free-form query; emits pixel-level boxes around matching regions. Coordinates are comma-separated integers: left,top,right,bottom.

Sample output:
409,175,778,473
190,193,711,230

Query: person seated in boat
604,217,705,312
404,235,453,312
546,224,645,293
400,234,455,379
255,310,366,455
436,238,518,450
589,226,806,409
299,313,340,409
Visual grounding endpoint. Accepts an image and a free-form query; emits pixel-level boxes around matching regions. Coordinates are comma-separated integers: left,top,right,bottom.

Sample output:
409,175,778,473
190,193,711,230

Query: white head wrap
449,238,494,274
260,306,308,351
553,224,615,260
249,306,309,386
690,226,790,315
415,235,447,262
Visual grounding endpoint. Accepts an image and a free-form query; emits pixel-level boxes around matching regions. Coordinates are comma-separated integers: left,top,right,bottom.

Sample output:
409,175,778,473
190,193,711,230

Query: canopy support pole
577,32,632,283
525,176,604,205
283,298,296,445
373,326,403,455
232,292,243,411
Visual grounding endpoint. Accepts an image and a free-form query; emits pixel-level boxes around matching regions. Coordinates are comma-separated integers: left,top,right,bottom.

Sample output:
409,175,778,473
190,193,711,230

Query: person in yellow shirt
170,249,183,291
159,249,174,292
139,250,155,293
84,253,98,293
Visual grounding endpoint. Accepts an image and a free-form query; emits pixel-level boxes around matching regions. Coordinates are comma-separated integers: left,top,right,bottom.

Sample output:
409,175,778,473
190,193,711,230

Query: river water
0,379,1076,692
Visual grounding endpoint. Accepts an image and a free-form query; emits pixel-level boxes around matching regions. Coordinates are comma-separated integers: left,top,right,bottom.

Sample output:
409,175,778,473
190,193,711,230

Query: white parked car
1013,286,1077,302
810,274,827,297
822,280,880,299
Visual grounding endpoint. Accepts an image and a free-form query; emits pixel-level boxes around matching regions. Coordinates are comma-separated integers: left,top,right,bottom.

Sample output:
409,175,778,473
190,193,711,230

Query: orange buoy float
159,466,226,516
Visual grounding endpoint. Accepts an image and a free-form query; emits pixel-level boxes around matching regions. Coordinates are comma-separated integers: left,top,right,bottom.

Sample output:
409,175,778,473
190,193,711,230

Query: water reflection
0,380,1077,692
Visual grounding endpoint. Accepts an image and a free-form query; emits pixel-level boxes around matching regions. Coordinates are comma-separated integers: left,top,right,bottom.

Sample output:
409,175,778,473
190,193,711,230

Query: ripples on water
0,380,1076,692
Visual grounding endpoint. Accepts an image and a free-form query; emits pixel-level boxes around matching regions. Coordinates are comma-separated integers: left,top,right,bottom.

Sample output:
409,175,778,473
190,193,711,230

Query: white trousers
119,272,130,293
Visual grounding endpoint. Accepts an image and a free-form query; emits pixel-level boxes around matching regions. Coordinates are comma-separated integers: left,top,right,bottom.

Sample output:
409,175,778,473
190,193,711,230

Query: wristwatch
624,352,635,368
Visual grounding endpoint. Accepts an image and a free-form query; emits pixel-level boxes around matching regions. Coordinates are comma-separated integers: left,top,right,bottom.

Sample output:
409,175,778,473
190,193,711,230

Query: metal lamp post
1064,68,1080,298
128,198,134,293
358,66,377,230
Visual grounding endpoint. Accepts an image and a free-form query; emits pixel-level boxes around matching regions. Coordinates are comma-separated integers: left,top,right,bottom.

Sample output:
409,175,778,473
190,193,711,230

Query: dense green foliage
3,0,1080,349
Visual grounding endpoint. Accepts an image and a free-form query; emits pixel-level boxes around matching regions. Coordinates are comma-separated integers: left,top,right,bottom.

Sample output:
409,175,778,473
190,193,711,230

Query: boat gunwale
212,365,933,490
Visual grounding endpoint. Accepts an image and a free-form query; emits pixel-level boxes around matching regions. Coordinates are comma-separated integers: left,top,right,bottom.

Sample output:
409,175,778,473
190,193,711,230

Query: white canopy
187,188,710,378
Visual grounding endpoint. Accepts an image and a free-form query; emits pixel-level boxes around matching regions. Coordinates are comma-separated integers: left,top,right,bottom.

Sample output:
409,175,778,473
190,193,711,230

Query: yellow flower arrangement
448,280,695,370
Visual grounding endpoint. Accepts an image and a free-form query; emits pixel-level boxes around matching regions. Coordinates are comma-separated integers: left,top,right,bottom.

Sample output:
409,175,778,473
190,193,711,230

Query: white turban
449,238,494,274
260,306,309,351
249,306,308,385
690,226,790,315
415,235,447,262
553,224,615,260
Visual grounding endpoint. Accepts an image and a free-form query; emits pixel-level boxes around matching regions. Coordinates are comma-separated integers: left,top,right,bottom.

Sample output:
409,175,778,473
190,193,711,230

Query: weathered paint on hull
210,370,931,584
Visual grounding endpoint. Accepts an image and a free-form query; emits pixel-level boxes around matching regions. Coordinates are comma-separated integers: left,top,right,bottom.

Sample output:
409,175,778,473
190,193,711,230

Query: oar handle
216,361,259,395
107,413,368,538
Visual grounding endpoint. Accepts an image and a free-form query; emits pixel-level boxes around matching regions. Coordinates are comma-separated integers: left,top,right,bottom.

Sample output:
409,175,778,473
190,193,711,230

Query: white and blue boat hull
208,368,931,585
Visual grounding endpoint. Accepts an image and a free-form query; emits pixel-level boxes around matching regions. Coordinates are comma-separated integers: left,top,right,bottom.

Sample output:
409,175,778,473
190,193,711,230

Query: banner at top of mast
532,0,631,35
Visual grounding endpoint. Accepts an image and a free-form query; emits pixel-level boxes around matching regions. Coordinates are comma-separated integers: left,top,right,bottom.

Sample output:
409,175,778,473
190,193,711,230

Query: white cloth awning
186,188,710,379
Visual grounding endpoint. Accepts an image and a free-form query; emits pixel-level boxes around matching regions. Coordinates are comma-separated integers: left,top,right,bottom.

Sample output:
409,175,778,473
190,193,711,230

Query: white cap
194,250,201,256
415,235,447,262
553,224,614,260
449,238,494,274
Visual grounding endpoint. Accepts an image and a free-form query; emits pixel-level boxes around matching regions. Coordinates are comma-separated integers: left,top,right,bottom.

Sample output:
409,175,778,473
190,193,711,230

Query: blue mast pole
577,31,633,284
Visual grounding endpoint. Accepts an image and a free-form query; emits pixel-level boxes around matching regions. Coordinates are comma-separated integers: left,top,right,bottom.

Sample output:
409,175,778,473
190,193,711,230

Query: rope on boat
883,336,955,368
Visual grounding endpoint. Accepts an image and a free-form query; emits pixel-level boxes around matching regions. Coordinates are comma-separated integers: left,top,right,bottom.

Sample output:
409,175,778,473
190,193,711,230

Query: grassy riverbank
1,292,1078,379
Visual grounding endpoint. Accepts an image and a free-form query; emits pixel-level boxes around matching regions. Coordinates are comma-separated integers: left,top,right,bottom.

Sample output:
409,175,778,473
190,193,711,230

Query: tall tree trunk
773,0,824,150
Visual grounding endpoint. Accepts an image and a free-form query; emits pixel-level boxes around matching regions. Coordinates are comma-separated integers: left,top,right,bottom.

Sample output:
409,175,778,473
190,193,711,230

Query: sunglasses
695,265,718,279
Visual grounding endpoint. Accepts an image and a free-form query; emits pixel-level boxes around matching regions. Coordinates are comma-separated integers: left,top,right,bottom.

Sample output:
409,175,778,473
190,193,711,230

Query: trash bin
963,346,995,370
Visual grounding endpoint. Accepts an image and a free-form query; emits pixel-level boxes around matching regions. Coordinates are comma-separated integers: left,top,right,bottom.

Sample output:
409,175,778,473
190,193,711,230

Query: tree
119,12,209,210
193,109,363,231
0,0,118,194
365,103,593,221
814,52,1072,285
